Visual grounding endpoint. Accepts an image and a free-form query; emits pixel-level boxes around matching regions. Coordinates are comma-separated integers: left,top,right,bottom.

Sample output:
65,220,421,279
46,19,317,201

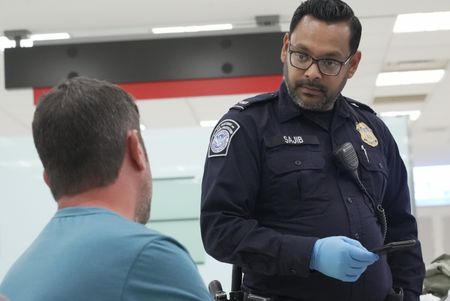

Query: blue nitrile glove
309,236,379,282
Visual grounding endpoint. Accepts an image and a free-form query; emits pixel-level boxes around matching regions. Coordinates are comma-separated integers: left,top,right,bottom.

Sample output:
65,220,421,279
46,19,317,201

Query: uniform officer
200,0,425,300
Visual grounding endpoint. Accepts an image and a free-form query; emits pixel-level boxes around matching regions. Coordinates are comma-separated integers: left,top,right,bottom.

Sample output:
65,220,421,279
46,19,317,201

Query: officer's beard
283,62,344,112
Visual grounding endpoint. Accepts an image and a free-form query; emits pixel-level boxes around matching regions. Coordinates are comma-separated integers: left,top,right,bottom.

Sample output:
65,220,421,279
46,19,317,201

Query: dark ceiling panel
4,32,284,89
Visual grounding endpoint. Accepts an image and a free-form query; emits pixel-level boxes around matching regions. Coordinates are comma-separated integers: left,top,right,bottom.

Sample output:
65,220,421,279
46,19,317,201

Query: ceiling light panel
152,24,232,34
394,11,450,33
376,69,445,86
380,110,421,121
30,33,70,41
0,36,16,51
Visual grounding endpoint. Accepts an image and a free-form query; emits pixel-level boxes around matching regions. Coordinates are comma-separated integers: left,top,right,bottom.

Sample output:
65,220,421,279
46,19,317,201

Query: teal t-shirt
0,207,212,301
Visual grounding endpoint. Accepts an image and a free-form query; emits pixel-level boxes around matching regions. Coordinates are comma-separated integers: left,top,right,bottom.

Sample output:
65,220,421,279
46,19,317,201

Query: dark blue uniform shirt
201,82,425,301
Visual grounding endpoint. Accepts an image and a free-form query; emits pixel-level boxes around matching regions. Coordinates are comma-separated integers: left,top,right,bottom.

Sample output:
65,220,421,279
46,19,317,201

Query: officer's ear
347,51,361,79
280,33,289,64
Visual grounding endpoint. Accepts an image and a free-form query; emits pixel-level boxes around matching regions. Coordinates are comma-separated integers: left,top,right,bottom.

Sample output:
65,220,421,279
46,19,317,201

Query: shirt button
378,162,384,169
289,268,297,275
347,197,353,204
294,160,302,166
354,233,360,239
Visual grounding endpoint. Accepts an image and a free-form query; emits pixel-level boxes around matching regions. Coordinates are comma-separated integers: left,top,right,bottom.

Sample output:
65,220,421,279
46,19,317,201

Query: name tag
264,135,320,147
283,136,304,144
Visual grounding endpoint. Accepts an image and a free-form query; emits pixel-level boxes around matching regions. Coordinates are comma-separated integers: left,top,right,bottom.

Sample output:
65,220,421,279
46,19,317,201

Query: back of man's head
32,77,142,200
289,0,362,54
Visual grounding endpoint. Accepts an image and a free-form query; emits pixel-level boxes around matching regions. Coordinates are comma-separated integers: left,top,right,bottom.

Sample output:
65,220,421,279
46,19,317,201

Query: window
414,165,450,206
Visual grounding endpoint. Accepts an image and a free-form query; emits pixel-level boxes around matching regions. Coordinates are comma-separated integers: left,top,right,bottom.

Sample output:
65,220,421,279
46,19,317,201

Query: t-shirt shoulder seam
119,237,162,301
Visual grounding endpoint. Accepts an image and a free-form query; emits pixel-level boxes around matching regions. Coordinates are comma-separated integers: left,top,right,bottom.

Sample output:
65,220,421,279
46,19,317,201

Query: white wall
416,205,450,265
0,137,55,279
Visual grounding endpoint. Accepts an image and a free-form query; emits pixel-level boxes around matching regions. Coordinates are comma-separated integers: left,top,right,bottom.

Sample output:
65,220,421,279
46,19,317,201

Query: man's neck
57,185,135,222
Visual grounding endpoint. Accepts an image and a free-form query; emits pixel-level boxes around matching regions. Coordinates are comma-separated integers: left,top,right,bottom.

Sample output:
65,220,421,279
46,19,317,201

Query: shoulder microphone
333,142,363,189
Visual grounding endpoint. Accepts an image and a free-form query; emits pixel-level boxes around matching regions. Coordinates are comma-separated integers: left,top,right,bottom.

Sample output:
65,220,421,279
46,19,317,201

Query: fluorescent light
0,36,16,51
376,69,445,86
19,38,33,48
0,32,70,51
30,32,70,41
184,24,233,32
71,27,147,38
152,24,232,34
152,26,186,34
394,11,450,33
200,120,218,127
380,110,421,121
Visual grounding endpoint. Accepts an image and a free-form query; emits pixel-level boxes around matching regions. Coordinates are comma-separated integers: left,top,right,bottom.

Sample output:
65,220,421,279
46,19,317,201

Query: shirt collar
54,206,118,218
277,81,303,123
335,95,352,119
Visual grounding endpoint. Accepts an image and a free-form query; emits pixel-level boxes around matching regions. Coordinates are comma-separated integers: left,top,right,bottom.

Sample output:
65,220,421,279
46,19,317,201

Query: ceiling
0,0,449,167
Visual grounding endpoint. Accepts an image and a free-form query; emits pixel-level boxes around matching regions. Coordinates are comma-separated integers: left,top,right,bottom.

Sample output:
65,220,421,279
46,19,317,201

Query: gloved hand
309,236,379,282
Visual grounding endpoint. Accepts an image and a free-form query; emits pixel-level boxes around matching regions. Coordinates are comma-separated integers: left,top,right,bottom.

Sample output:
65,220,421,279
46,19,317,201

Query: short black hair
32,77,143,200
289,0,362,54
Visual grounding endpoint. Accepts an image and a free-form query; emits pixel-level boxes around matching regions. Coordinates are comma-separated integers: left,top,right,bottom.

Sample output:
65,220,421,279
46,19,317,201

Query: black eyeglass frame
288,46,353,76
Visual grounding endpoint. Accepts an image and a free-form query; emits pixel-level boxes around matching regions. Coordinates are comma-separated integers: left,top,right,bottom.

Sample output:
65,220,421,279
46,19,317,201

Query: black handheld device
370,239,417,255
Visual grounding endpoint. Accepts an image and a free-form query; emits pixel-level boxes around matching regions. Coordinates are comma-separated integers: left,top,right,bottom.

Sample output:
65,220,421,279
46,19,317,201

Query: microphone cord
355,178,387,241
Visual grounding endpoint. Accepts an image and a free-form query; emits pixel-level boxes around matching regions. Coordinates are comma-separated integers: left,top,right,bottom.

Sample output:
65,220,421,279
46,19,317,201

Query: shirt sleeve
122,236,212,301
200,111,317,277
381,122,425,300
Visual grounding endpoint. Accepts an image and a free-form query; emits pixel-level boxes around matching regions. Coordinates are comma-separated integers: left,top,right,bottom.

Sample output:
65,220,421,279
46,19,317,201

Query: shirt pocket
263,146,330,218
358,147,389,204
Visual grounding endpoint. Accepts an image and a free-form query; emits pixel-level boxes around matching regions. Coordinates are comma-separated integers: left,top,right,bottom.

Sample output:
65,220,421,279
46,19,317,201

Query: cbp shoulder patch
208,119,240,158
231,92,278,111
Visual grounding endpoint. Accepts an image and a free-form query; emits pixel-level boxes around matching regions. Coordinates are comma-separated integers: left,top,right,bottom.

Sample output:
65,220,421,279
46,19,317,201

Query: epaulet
346,98,376,115
230,91,278,111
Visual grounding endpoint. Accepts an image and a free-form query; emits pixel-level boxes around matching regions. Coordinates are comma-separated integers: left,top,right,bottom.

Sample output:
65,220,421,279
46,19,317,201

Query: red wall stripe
33,74,283,104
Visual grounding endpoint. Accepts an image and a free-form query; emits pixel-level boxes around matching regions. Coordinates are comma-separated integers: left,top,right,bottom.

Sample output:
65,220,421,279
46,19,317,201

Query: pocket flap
266,151,325,175
358,148,388,177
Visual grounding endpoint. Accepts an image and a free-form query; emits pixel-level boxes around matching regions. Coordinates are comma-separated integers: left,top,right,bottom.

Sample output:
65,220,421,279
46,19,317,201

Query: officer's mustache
294,80,326,93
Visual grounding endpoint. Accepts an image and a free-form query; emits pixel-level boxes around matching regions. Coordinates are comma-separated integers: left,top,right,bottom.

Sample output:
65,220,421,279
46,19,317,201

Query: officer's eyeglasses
288,47,353,76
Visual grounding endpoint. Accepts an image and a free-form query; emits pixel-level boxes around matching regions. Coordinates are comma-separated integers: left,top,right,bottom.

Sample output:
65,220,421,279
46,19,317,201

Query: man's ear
347,51,361,79
43,170,50,187
280,33,289,64
127,129,146,171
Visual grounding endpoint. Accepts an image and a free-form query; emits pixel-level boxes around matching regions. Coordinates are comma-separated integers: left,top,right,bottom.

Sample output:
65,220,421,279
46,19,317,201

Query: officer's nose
304,61,322,80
